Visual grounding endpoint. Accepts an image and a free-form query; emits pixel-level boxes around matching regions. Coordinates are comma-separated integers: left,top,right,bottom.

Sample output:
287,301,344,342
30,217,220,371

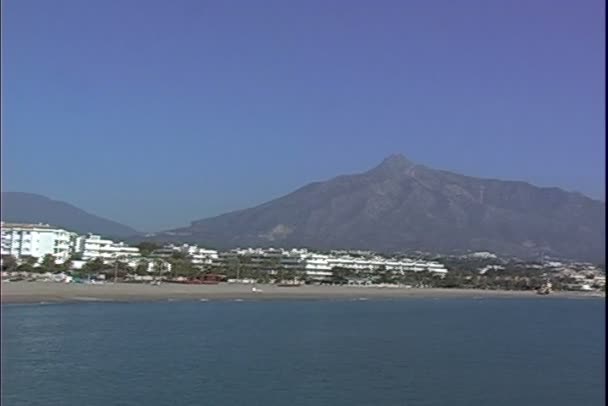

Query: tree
331,267,349,285
16,263,35,274
108,257,132,281
168,253,197,278
135,260,150,276
59,259,73,273
40,254,58,273
284,268,297,282
135,242,162,257
79,258,106,278
375,265,396,284
255,271,272,284
226,256,240,279
210,262,228,278
21,256,38,266
1,255,18,272
170,251,189,261
70,253,83,261
154,259,167,281
275,268,287,283
238,255,256,279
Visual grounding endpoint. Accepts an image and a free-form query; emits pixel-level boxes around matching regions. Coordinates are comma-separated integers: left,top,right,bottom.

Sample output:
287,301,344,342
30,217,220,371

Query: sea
1,298,605,406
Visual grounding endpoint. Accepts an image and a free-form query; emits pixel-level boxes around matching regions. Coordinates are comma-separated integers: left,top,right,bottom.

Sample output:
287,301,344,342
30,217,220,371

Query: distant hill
146,154,605,261
1,192,139,238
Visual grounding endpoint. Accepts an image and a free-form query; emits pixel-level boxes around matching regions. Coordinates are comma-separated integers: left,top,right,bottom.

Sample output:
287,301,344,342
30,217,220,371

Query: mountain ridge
1,192,139,238
148,154,604,261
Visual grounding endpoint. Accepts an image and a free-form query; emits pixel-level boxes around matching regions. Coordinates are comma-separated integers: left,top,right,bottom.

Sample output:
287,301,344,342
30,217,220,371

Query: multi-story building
0,222,76,262
180,245,218,265
144,244,449,281
299,252,448,275
75,234,140,261
212,247,449,280
301,254,333,280
150,244,218,266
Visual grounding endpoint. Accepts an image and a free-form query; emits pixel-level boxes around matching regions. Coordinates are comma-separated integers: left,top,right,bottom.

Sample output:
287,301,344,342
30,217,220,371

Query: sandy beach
1,281,603,304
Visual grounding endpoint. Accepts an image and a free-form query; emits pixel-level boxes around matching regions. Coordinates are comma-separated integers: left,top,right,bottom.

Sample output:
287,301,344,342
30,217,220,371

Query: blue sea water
1,298,605,406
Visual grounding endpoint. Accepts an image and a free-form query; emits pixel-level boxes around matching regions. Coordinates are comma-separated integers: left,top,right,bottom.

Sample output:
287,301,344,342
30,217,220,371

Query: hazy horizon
2,0,605,232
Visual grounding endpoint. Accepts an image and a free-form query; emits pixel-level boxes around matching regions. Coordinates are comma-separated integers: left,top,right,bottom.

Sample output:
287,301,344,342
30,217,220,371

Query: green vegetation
3,249,603,292
331,267,355,284
135,260,149,276
168,252,199,278
21,256,38,266
40,254,58,273
135,242,162,257
1,255,18,272
75,258,105,279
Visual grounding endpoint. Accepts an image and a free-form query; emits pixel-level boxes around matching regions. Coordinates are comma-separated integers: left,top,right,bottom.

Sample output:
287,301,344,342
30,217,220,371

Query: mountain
146,154,605,261
1,192,139,238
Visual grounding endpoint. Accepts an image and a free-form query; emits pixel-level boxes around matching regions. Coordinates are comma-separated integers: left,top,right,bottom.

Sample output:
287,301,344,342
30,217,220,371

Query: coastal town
1,222,605,294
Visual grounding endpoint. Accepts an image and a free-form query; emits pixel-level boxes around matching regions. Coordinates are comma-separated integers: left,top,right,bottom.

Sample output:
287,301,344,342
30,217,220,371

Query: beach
0,281,603,303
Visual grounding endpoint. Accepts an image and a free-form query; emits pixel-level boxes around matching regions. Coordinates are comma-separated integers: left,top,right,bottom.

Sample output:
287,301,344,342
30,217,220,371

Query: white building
302,254,333,280
75,234,140,261
212,248,449,280
299,252,448,275
150,244,218,266
173,244,218,265
1,222,76,262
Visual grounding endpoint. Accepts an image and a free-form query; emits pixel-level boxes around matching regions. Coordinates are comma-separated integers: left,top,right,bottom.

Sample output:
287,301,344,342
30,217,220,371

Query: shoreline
1,282,604,304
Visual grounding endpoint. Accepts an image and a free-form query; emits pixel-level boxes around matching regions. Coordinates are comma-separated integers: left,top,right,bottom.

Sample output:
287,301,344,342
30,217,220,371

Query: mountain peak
371,153,415,174
382,153,410,164
149,157,604,261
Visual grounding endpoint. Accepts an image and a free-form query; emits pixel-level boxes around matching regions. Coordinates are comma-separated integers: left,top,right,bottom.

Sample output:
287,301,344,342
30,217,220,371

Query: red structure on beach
187,274,225,285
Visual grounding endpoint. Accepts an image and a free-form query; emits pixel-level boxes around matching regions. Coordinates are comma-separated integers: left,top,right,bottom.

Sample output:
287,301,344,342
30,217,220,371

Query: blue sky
2,0,605,232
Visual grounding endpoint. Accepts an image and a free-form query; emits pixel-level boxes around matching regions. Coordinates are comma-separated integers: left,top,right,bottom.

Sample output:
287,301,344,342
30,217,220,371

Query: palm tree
60,259,73,273
284,268,297,282
154,259,165,283
226,256,240,280
113,256,123,283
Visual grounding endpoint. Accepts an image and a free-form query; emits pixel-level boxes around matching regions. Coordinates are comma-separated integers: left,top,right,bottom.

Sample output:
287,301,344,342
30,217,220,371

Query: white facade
76,234,140,261
175,244,218,265
151,244,218,266
298,252,448,275
301,254,333,280
219,248,448,278
1,222,76,262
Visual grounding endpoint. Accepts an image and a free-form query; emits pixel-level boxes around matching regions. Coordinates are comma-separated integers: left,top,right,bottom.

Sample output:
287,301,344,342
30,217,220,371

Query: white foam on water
70,297,113,302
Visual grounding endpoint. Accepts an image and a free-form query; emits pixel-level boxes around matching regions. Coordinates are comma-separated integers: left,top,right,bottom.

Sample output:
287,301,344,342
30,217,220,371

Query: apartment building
75,234,140,261
0,222,76,262
212,247,448,279
299,252,448,275
150,244,218,266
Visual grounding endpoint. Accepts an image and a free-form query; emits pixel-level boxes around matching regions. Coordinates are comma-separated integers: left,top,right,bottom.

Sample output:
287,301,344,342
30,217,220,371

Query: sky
2,0,605,232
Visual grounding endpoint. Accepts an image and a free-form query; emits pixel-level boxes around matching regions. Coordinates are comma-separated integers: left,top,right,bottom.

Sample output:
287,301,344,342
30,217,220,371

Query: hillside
1,192,139,238
146,154,605,261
